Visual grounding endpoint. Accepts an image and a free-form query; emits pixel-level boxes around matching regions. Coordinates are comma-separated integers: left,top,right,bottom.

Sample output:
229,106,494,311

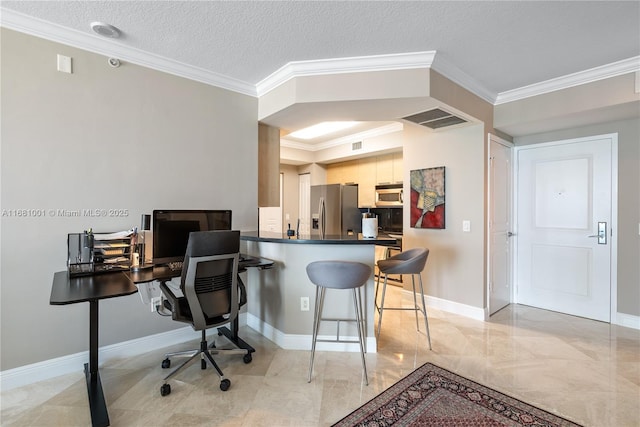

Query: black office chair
158,230,252,396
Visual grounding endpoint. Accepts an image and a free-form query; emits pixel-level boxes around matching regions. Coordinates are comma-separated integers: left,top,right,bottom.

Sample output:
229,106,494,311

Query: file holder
67,231,134,276
67,232,94,277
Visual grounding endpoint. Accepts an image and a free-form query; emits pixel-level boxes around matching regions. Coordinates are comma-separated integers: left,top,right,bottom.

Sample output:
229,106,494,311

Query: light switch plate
57,54,72,73
462,220,471,232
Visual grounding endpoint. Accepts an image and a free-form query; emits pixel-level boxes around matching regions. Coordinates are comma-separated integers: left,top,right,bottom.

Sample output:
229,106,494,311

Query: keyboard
167,261,183,272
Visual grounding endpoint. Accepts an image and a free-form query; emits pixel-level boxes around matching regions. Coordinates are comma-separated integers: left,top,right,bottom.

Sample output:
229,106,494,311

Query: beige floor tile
1,285,639,427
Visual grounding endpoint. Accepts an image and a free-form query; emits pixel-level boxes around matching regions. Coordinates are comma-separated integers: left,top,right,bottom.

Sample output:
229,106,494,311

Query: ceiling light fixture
90,22,121,38
289,121,359,140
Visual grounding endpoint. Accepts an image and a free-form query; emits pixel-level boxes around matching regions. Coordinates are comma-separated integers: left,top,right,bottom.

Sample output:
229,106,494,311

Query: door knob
507,232,516,237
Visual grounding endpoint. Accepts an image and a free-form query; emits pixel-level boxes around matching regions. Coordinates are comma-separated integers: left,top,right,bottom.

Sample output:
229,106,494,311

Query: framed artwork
410,166,445,229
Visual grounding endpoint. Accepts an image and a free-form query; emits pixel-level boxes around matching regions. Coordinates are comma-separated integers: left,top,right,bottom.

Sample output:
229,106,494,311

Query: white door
488,135,513,315
516,135,615,322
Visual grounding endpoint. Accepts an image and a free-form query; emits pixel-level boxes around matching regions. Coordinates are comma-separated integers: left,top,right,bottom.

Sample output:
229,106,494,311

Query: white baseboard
0,313,249,392
419,292,487,321
246,313,377,353
614,312,640,330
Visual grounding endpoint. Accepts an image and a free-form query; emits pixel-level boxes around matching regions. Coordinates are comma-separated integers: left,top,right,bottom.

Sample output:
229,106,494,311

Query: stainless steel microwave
375,184,403,207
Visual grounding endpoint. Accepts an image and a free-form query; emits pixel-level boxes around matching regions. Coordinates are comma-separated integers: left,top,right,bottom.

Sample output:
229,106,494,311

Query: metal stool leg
376,274,389,339
417,274,432,349
308,286,324,382
410,274,420,331
352,288,368,385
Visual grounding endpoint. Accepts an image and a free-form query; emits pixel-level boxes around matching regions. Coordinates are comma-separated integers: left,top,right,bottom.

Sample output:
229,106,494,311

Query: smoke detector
90,22,121,38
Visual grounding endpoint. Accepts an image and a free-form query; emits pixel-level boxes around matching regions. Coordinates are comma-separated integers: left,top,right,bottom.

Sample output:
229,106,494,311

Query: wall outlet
300,296,310,311
150,296,161,312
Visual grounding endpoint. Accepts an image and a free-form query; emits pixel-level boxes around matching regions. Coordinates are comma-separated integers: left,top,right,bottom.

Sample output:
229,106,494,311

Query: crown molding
495,56,640,105
0,8,257,97
256,51,437,97
4,7,637,106
281,122,403,151
431,55,497,104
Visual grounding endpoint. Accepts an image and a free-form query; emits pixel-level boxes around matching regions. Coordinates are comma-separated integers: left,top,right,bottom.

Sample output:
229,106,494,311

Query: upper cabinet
392,153,403,184
258,123,280,207
376,153,403,185
358,157,377,208
325,153,402,208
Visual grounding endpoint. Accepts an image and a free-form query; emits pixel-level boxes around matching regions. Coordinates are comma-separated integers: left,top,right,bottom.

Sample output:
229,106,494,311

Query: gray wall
515,118,640,317
1,29,258,370
403,123,486,309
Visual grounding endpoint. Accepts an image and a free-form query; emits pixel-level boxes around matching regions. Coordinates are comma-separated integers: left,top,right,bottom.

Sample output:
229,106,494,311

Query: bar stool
375,248,432,349
306,261,371,385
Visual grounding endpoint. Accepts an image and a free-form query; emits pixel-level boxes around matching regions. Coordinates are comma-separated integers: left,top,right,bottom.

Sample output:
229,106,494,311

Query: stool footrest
315,338,361,344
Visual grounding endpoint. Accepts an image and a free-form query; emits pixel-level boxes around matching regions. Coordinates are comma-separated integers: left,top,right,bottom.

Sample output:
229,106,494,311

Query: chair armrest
159,281,187,322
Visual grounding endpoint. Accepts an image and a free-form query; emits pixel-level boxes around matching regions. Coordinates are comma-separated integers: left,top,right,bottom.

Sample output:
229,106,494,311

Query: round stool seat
306,261,371,290
377,248,428,275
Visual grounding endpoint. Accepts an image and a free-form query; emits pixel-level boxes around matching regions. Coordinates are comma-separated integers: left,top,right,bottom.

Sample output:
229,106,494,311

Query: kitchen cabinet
325,153,402,208
392,153,403,184
376,153,403,185
341,160,359,184
326,164,341,184
358,157,376,208
327,160,357,185
376,154,394,185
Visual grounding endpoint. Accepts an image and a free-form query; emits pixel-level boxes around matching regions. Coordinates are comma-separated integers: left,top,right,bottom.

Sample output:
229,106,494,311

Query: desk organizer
68,231,135,276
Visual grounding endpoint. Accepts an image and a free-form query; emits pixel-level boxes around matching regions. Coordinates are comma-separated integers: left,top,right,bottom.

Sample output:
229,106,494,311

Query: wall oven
375,184,403,207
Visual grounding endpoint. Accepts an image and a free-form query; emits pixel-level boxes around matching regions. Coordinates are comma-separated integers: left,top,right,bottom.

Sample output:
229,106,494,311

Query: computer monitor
152,209,232,266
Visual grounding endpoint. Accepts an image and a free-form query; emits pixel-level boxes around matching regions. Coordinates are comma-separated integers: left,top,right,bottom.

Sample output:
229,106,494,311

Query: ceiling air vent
352,141,362,150
402,108,467,129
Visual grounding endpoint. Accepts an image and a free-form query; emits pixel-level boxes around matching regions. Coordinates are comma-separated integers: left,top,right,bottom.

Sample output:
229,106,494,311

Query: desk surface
51,255,274,305
50,271,138,305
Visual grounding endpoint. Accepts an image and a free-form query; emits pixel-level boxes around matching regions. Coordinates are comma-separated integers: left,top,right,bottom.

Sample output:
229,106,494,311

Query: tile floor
1,285,639,426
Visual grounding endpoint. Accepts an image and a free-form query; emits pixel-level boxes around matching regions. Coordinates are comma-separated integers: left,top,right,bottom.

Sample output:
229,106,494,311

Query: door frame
513,133,618,322
486,133,515,316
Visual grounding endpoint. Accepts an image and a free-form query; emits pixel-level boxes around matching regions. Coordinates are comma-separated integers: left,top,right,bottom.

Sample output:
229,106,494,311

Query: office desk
50,255,273,427
50,271,137,427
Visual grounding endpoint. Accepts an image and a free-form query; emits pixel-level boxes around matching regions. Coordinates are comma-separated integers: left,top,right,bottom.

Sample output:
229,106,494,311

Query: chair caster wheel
220,379,231,391
160,383,171,396
161,358,171,369
243,353,252,364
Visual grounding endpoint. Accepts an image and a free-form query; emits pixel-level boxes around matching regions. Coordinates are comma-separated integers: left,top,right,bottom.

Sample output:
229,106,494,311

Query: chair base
160,328,251,396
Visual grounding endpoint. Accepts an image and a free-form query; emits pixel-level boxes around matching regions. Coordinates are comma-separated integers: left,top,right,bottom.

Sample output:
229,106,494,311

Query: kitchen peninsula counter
239,230,396,353
240,230,397,245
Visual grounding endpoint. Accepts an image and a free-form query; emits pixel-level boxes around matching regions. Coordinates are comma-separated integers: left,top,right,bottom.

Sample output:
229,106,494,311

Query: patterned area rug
332,363,582,426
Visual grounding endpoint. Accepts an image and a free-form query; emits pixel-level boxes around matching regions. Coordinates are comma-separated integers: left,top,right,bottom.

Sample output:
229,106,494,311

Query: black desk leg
86,300,110,427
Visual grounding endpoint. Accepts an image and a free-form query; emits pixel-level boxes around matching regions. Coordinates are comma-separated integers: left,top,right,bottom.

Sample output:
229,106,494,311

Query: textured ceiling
2,1,639,96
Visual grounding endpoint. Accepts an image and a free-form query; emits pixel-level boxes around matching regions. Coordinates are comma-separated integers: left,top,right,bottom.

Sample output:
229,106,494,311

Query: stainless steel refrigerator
310,184,361,237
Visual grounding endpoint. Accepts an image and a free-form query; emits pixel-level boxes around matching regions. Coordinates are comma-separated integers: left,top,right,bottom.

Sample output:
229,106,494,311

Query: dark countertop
240,230,397,246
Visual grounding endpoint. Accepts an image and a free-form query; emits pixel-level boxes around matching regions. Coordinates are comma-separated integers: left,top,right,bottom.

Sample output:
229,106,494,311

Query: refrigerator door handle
319,197,325,237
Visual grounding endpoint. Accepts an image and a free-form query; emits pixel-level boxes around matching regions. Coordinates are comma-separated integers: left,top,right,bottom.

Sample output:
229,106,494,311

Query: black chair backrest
181,230,240,330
